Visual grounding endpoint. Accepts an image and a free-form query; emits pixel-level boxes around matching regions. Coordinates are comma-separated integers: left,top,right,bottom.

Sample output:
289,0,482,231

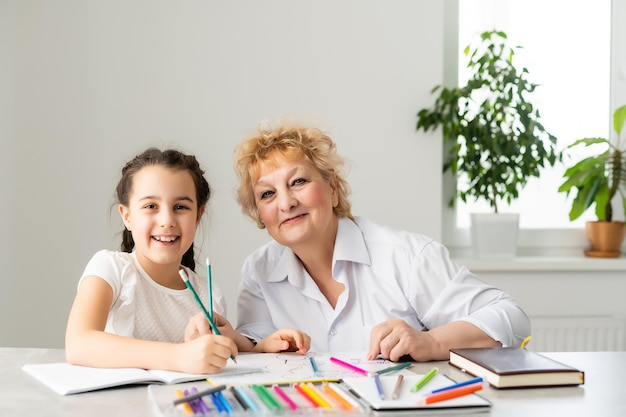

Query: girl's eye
175,204,190,210
260,190,274,200
143,204,157,209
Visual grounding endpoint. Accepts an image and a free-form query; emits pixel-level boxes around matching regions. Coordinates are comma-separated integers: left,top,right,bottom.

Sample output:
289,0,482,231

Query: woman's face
253,154,339,251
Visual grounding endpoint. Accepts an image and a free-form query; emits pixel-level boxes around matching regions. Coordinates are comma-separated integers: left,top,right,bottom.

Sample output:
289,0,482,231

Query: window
444,0,614,254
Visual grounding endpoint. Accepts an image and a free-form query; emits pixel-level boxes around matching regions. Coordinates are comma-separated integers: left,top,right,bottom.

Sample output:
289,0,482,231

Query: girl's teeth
155,236,176,242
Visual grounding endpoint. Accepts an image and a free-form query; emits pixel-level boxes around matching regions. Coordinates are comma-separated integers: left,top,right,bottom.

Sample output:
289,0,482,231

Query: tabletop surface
2,348,625,417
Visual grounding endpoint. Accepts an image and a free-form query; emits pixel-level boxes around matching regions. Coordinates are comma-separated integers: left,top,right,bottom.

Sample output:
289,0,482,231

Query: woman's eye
292,178,307,186
260,190,274,200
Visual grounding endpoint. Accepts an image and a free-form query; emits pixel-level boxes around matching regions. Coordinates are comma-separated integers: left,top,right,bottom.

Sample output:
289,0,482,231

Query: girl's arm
65,275,237,373
186,312,311,354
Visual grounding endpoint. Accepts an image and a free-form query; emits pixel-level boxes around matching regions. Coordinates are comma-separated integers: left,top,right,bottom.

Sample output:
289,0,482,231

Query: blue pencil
309,356,319,376
235,386,258,412
430,376,484,394
373,373,385,400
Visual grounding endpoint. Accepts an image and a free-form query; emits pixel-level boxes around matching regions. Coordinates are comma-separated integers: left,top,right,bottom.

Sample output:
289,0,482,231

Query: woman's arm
367,319,501,362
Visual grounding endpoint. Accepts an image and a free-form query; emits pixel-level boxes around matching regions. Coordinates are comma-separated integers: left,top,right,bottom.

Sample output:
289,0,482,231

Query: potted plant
416,30,559,258
558,104,626,258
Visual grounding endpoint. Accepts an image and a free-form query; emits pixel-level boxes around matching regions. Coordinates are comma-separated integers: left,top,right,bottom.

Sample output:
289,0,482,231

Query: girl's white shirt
79,250,226,343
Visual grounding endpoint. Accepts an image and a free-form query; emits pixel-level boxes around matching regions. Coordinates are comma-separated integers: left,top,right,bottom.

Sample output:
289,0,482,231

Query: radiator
529,316,626,352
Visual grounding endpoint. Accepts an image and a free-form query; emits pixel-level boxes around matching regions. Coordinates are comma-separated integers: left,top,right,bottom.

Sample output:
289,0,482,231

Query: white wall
0,1,444,348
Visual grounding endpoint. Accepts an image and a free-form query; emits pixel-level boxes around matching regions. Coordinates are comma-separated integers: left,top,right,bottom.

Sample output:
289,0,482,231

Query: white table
2,348,624,416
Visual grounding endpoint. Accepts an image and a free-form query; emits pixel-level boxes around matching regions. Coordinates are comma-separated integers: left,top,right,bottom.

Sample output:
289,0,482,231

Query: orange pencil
418,382,484,405
322,383,354,410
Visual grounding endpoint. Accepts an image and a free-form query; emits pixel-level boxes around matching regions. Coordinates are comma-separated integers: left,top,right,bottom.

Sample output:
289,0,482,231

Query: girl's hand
213,312,237,341
177,334,238,374
184,312,236,342
184,312,212,342
255,328,311,354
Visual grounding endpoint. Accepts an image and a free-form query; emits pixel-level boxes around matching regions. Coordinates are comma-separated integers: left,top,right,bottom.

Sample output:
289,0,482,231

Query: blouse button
329,328,337,336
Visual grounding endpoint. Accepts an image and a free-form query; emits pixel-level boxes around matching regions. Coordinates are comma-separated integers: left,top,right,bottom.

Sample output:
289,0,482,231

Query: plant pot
584,221,626,258
470,213,520,259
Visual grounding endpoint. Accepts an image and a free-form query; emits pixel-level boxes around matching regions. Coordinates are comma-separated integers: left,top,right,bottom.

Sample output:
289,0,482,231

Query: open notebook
22,362,262,395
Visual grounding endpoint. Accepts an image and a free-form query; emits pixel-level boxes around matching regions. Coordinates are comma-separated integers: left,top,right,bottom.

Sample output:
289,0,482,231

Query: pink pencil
273,385,298,410
329,357,369,376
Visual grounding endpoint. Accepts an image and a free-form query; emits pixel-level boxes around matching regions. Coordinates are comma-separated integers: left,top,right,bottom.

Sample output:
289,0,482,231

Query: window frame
441,0,623,257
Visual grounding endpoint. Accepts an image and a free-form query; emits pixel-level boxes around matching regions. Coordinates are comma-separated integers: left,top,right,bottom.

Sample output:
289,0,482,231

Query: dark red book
449,348,585,389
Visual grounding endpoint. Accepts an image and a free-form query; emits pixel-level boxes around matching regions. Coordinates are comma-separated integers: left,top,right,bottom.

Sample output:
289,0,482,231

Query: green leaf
614,104,626,135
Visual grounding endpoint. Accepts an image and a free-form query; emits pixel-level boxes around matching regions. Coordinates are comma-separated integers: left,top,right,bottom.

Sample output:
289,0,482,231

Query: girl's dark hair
116,148,211,271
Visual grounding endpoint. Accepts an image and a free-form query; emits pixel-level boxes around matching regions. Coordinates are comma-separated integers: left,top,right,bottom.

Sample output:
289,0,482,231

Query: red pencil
418,382,484,405
293,384,319,407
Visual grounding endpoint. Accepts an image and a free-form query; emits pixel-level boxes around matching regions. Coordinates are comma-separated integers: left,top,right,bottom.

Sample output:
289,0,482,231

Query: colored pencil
322,383,354,410
411,367,438,392
392,374,404,400
329,356,369,376
178,269,236,363
418,382,484,405
375,361,412,375
206,258,213,320
273,384,298,410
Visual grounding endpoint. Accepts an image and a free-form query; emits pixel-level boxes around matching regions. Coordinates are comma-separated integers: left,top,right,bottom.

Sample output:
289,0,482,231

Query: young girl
65,148,309,374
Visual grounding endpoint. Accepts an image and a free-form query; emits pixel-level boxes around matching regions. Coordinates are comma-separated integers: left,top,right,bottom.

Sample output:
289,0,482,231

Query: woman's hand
367,318,440,362
368,319,500,362
255,328,311,354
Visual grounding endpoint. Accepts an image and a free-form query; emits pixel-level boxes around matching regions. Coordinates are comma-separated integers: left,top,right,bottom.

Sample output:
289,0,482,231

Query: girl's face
253,154,339,252
119,165,202,277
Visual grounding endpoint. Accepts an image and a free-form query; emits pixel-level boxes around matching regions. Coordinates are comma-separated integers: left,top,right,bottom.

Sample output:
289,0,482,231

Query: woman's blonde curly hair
234,122,353,229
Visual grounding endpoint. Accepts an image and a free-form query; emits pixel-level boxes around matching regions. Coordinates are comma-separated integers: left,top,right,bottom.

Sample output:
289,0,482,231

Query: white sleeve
79,250,121,301
415,242,531,347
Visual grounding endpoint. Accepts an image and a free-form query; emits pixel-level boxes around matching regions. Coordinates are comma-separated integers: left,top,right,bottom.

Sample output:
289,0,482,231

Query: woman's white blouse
236,216,530,352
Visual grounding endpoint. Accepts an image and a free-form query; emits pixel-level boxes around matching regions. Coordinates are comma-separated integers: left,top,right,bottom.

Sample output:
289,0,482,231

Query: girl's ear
118,204,131,230
196,204,206,224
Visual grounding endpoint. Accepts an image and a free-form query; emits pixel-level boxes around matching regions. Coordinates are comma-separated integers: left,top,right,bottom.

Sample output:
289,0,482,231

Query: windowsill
453,255,626,272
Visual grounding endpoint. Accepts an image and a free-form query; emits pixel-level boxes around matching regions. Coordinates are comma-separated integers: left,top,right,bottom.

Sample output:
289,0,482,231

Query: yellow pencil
300,383,331,408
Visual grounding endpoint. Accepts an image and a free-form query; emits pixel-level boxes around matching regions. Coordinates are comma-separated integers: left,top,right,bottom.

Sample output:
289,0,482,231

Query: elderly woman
233,122,530,361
